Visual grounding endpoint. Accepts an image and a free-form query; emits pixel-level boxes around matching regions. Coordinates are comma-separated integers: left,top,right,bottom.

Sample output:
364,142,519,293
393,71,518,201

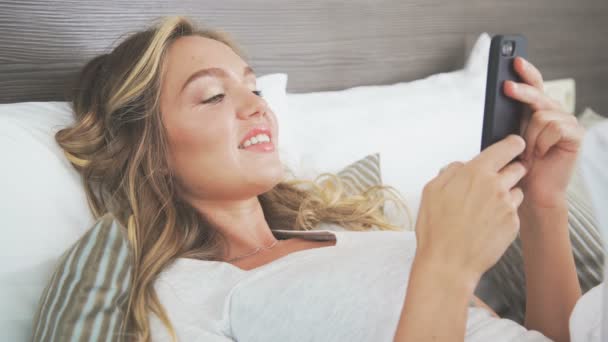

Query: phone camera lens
501,41,515,56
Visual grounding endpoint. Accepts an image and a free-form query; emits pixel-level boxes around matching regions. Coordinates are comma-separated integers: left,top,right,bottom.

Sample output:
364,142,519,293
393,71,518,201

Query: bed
1,0,607,341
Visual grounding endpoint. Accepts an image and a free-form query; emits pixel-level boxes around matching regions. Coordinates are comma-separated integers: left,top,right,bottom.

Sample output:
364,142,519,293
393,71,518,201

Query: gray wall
1,0,607,114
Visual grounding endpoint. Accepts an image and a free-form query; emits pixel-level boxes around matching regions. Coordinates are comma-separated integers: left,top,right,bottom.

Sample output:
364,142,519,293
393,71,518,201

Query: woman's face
159,36,283,201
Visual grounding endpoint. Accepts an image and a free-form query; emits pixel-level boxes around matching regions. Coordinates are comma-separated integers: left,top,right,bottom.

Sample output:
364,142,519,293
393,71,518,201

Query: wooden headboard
1,0,607,114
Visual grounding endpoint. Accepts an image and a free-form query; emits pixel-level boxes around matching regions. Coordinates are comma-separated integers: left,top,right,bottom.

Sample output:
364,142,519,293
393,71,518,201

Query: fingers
513,57,544,91
533,120,584,159
472,134,526,172
436,161,465,187
498,161,527,190
438,161,464,176
510,187,525,209
520,110,579,161
503,81,562,112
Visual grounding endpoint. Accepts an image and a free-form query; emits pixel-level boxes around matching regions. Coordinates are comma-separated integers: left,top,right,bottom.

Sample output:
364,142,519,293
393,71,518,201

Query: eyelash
202,90,263,104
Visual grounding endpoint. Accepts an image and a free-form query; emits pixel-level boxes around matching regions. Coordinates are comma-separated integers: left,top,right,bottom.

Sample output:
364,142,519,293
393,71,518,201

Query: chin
257,165,285,191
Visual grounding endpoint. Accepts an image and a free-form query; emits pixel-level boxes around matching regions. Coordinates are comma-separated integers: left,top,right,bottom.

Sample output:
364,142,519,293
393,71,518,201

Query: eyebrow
180,66,255,93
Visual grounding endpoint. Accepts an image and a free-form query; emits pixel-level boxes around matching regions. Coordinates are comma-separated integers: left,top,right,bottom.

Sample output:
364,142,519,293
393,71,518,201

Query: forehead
162,35,248,84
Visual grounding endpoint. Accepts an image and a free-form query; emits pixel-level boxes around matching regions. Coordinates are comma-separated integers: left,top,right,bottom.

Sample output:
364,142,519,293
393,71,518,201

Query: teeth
241,133,270,148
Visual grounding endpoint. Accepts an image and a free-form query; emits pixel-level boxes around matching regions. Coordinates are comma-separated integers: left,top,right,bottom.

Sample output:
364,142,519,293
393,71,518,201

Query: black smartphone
480,34,528,152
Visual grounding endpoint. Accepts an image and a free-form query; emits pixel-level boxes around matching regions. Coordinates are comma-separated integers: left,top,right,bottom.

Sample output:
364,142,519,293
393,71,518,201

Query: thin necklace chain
225,239,281,263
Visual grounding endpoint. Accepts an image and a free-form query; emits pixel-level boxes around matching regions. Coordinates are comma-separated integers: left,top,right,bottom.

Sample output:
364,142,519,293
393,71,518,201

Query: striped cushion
31,213,131,342
323,153,385,214
478,110,606,323
336,153,383,196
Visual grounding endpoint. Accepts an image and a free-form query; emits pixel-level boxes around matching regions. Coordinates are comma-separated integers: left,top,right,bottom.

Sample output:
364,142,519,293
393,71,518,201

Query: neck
185,194,278,260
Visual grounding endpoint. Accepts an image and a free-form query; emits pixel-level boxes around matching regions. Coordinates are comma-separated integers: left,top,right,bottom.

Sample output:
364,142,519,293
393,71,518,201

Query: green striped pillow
31,213,132,342
324,153,385,215
336,153,383,196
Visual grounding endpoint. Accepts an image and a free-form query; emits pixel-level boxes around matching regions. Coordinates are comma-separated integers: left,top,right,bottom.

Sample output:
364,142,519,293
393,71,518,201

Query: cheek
167,112,234,165
271,112,280,142
172,120,212,149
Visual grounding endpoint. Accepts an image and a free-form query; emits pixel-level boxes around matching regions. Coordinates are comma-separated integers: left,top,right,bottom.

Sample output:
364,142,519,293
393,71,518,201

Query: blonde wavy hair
55,16,413,342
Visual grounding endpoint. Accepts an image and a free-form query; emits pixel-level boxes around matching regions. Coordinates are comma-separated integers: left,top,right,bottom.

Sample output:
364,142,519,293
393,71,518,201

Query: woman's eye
201,90,262,105
202,94,225,104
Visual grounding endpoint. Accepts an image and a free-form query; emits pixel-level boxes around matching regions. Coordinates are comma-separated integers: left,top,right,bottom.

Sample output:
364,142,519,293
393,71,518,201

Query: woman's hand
397,137,526,342
505,58,583,341
414,134,528,280
504,57,585,209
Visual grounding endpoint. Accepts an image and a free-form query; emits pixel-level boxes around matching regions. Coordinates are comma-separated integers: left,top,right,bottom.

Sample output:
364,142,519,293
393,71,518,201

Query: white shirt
150,223,551,341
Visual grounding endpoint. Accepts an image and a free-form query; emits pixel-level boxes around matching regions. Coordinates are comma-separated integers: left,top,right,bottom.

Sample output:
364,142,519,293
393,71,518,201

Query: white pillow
544,78,576,115
284,33,492,226
579,112,608,252
571,114,608,342
0,102,93,342
283,33,578,226
0,73,288,342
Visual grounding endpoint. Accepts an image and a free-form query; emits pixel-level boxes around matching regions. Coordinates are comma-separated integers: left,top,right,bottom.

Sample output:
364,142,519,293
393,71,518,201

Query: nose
236,87,268,120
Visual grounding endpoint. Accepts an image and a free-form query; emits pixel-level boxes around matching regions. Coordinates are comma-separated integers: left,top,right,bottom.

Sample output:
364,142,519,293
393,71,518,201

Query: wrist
517,197,568,222
411,251,480,297
518,196,569,235
519,193,568,212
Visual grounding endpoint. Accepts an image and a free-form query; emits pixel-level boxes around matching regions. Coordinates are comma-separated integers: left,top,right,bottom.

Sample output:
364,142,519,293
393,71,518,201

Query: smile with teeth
239,133,271,149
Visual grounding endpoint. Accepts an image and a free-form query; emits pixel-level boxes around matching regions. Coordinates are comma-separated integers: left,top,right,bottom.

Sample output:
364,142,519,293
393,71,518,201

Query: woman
56,16,584,342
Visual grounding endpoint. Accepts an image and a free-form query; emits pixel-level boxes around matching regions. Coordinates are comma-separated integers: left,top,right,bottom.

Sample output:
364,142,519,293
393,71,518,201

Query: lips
238,126,272,148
